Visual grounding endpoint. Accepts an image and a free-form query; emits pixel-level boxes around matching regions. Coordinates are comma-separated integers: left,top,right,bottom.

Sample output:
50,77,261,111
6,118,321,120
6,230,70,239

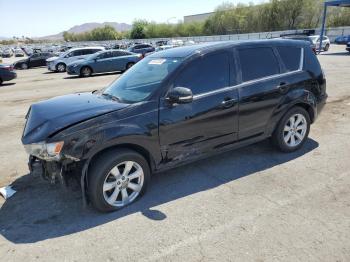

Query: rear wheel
88,149,150,212
56,63,66,72
80,66,92,77
0,78,3,85
21,63,28,70
126,62,135,70
272,107,310,152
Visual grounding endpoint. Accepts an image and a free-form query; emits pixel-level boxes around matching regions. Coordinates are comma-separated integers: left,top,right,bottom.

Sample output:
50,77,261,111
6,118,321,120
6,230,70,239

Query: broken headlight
24,141,64,161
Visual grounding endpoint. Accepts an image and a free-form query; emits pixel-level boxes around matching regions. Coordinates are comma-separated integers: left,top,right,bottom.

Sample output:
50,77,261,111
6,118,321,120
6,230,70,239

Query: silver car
46,46,105,72
309,35,331,51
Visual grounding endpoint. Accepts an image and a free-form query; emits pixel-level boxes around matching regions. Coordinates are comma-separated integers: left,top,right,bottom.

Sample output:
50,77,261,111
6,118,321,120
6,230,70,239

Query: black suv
22,40,327,212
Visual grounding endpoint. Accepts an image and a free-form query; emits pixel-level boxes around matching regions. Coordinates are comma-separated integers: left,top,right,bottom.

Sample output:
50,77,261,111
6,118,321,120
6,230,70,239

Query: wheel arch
266,89,317,137
81,65,94,74
80,142,156,205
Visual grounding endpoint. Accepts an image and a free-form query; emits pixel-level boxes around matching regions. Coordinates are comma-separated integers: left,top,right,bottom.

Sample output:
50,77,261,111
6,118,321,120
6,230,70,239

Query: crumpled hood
22,92,129,144
46,56,59,62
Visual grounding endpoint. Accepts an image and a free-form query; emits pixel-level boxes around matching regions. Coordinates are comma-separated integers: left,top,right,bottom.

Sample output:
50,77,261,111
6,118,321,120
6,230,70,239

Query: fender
266,88,317,136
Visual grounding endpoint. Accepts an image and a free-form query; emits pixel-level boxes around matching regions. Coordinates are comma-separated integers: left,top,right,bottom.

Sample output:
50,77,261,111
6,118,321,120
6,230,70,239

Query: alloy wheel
102,161,144,207
57,64,66,72
283,113,307,147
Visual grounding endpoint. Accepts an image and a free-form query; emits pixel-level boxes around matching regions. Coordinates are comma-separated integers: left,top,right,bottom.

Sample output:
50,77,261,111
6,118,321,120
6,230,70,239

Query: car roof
148,39,309,59
69,46,105,51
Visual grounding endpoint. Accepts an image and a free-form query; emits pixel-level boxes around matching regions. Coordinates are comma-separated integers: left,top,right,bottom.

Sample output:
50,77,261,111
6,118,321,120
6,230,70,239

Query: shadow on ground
0,83,16,87
320,51,349,56
0,138,318,244
64,72,121,79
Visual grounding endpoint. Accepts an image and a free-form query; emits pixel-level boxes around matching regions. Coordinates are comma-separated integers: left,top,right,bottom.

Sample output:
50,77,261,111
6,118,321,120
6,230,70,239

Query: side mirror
166,87,193,104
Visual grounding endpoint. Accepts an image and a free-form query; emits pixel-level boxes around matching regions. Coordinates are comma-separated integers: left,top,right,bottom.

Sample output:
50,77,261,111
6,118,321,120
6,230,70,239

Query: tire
21,63,28,70
125,62,135,70
56,63,66,72
80,66,92,77
272,106,310,153
324,44,330,51
88,149,151,212
0,78,3,85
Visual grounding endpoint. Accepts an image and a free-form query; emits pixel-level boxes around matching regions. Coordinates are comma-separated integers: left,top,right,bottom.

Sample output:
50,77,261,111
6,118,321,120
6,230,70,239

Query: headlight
24,141,64,161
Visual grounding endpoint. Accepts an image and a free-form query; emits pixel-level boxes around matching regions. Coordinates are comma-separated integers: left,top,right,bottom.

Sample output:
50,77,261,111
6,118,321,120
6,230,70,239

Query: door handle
221,98,237,108
277,82,289,93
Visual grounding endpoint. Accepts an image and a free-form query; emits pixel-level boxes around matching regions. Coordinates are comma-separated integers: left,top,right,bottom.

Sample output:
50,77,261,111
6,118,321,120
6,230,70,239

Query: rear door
159,51,239,165
236,45,303,139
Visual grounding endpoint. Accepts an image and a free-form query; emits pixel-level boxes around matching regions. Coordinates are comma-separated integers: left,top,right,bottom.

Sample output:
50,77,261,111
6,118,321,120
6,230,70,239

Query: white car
309,35,331,51
46,46,105,72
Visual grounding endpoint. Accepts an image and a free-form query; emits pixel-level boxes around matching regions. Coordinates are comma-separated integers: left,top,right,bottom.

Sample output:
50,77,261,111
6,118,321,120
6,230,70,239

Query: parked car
46,46,105,72
14,48,25,57
309,35,330,51
280,34,316,54
0,64,17,85
14,52,54,69
2,48,13,58
346,42,350,53
127,44,155,55
67,50,142,77
335,35,350,45
22,39,327,212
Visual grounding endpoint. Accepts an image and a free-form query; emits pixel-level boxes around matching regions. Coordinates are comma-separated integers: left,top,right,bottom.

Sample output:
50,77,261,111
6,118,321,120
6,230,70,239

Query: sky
0,0,264,37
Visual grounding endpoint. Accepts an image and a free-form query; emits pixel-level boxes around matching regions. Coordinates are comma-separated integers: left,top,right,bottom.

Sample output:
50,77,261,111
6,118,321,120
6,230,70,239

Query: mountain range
37,22,132,40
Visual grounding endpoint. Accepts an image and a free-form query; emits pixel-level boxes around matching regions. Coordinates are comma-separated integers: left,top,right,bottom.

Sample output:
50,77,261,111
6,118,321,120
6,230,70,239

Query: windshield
103,57,183,103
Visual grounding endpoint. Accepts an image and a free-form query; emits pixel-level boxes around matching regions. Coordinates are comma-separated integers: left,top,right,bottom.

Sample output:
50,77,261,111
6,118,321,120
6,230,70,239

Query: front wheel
21,63,28,70
80,66,92,77
324,44,330,51
56,63,66,72
88,149,150,212
272,107,310,152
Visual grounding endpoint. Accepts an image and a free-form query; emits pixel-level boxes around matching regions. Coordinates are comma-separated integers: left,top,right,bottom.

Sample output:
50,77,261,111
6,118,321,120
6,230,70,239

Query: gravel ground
0,45,349,262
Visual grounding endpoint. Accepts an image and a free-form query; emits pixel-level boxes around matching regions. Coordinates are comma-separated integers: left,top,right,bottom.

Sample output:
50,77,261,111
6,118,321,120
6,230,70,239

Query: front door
159,51,239,166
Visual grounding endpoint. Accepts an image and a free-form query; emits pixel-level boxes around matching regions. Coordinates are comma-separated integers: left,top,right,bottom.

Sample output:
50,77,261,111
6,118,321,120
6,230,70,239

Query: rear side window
277,46,301,72
175,52,230,95
238,47,279,82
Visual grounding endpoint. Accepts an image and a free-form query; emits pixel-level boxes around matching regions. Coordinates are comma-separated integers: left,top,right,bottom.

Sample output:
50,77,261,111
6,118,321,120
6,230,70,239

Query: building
184,12,214,23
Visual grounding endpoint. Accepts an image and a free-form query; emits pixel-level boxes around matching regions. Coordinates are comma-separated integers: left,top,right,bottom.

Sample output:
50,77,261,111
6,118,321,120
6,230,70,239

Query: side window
174,52,230,95
277,46,301,72
70,50,83,57
238,47,279,82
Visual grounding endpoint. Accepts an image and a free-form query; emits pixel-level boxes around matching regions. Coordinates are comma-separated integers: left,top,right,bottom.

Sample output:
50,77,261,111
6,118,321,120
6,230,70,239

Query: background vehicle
335,35,350,45
309,35,330,51
46,46,105,72
14,52,54,69
22,40,327,212
67,50,142,77
2,48,13,58
346,42,350,53
280,34,316,54
14,48,25,57
127,44,155,55
0,64,16,85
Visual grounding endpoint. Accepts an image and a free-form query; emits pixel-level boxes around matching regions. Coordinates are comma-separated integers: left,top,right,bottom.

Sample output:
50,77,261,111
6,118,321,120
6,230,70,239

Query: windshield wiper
101,93,121,102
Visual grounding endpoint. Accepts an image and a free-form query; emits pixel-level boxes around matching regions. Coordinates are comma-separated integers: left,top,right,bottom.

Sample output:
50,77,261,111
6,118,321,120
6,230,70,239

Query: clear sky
0,0,264,37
